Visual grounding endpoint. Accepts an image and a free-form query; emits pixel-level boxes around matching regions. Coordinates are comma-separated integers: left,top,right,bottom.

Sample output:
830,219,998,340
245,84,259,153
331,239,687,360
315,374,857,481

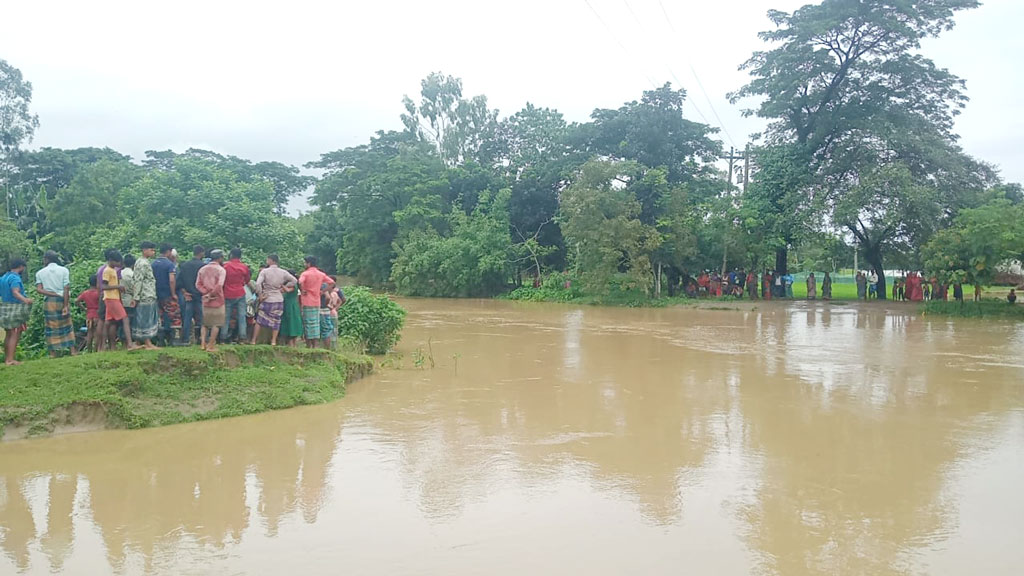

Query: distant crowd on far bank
0,244,346,366
662,268,1017,303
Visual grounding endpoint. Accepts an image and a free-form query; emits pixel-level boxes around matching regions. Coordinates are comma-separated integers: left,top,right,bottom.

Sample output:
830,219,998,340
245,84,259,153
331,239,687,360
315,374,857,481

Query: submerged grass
921,300,1024,319
0,346,372,439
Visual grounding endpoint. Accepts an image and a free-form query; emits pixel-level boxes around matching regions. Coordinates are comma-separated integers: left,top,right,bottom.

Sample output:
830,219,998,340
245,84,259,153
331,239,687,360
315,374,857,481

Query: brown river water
1,299,1023,575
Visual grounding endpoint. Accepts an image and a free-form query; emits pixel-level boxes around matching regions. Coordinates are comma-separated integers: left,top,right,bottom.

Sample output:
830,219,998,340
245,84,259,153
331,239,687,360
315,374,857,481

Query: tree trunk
775,247,788,275
865,248,887,300
721,242,728,278
655,262,662,299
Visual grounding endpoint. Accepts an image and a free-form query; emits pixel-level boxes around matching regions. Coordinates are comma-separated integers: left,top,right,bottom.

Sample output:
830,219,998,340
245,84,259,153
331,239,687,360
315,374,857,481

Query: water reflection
1,405,343,574
1,300,1021,575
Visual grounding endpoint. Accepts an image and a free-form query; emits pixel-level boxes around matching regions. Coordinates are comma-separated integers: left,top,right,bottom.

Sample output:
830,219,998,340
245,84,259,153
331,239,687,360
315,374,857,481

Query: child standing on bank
76,276,102,352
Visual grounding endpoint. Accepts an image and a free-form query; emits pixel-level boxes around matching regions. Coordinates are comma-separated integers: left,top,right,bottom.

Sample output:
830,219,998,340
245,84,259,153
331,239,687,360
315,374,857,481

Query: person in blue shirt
783,273,795,299
1,258,34,365
151,243,181,345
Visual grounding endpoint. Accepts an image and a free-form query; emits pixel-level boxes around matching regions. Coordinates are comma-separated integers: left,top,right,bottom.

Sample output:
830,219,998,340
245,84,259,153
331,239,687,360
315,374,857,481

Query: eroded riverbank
0,346,372,441
1,299,1022,575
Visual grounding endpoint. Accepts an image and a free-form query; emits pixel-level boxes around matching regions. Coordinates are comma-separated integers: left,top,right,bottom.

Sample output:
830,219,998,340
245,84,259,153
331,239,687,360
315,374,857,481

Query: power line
582,0,659,89
657,0,738,149
619,0,713,126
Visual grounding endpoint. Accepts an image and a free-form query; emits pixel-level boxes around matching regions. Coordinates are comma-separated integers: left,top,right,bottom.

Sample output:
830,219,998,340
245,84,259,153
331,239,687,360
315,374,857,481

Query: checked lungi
256,301,284,331
319,308,336,341
302,306,321,340
0,302,32,330
133,300,160,340
43,296,75,352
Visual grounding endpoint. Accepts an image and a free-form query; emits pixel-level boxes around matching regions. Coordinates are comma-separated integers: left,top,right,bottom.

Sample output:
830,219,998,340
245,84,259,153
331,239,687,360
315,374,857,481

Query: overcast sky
3,0,1022,210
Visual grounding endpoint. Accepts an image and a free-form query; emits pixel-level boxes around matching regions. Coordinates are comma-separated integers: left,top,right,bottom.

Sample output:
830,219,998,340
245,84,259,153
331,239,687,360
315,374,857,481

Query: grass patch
0,346,372,440
921,300,1024,319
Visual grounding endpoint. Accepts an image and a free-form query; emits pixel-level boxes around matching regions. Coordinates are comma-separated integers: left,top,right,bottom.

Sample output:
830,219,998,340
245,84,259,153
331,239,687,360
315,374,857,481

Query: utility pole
742,143,750,193
722,146,747,190
720,146,748,277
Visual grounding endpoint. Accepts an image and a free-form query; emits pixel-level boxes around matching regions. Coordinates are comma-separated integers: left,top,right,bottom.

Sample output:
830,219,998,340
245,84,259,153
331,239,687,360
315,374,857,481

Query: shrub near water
338,287,406,354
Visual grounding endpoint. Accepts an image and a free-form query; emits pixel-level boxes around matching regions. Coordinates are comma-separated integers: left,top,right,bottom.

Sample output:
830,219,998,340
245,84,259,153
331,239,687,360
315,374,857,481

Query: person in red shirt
221,248,252,344
298,256,334,348
76,276,102,352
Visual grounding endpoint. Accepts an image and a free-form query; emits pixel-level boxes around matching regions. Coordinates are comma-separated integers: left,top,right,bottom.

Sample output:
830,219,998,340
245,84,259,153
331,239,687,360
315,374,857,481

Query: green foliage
506,272,583,302
391,189,512,297
922,198,1024,286
143,148,313,213
336,287,406,355
0,218,33,271
581,83,720,183
732,0,984,277
559,160,659,296
43,155,304,265
308,132,447,284
922,300,1024,319
400,72,498,167
1,59,40,196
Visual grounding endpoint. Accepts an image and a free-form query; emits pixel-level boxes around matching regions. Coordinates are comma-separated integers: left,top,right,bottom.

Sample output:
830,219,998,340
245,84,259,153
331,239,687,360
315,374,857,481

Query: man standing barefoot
196,250,227,352
1,259,34,365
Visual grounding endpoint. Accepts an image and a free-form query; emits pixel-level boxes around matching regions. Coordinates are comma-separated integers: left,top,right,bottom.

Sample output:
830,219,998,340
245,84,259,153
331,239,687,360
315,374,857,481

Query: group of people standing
0,244,345,365
687,269,835,301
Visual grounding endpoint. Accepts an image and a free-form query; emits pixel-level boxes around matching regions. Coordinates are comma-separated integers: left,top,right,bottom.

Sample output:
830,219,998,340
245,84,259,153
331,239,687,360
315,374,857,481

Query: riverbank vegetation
922,300,1024,319
0,346,372,440
2,0,1022,315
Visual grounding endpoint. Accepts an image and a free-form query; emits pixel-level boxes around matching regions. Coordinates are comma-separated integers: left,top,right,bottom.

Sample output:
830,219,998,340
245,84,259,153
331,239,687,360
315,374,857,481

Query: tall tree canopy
732,0,984,295
1,59,41,220
401,72,498,168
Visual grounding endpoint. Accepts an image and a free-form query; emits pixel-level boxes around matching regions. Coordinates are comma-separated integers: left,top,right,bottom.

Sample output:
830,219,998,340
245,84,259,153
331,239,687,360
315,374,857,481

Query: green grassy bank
0,346,372,440
921,300,1024,319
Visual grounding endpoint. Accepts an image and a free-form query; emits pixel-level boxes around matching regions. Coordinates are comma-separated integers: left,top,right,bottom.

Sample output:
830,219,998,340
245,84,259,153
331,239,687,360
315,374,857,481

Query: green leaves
560,160,659,296
391,189,513,298
923,198,1024,286
336,287,406,355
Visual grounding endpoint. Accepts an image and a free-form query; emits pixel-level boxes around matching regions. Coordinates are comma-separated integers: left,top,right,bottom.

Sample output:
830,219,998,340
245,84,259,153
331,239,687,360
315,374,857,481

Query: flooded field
1,299,1022,575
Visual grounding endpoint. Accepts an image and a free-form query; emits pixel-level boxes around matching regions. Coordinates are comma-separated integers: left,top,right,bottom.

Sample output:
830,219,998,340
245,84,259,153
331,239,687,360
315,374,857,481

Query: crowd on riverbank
0,245,345,366
685,268,1017,304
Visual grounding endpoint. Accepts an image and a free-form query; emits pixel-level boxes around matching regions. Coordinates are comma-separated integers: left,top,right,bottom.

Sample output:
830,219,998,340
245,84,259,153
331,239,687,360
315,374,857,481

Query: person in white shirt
34,250,77,357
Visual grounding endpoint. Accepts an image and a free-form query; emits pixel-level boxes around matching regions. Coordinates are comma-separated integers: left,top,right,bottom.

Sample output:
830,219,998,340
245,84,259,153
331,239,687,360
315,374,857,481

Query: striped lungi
302,306,321,340
133,300,160,340
319,309,335,340
0,302,32,330
43,296,75,351
256,301,284,331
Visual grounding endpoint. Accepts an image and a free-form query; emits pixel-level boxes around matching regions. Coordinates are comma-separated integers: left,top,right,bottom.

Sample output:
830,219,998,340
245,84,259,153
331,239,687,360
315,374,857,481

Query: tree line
3,0,1023,305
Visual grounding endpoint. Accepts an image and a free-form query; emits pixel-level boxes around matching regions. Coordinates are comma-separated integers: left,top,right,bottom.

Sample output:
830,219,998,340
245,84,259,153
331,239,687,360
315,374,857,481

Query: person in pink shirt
298,256,334,348
196,250,227,352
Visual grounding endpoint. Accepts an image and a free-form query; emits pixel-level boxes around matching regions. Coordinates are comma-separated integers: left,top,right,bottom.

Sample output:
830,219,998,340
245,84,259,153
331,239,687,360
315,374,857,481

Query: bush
507,272,583,302
337,286,406,354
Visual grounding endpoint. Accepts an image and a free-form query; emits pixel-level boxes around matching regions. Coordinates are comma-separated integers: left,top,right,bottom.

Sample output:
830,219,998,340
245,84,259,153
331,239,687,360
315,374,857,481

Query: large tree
307,131,448,283
1,60,40,220
400,72,498,168
559,160,659,296
144,148,312,213
731,0,980,281
482,103,582,276
579,83,719,185
574,84,721,291
6,147,131,240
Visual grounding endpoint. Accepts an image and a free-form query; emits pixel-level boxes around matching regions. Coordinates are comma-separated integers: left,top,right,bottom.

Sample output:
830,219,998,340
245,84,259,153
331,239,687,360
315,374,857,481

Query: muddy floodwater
2,299,1023,575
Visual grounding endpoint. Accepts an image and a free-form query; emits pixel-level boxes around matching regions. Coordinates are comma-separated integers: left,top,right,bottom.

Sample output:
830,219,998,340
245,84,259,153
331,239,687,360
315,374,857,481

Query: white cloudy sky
3,0,1022,203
